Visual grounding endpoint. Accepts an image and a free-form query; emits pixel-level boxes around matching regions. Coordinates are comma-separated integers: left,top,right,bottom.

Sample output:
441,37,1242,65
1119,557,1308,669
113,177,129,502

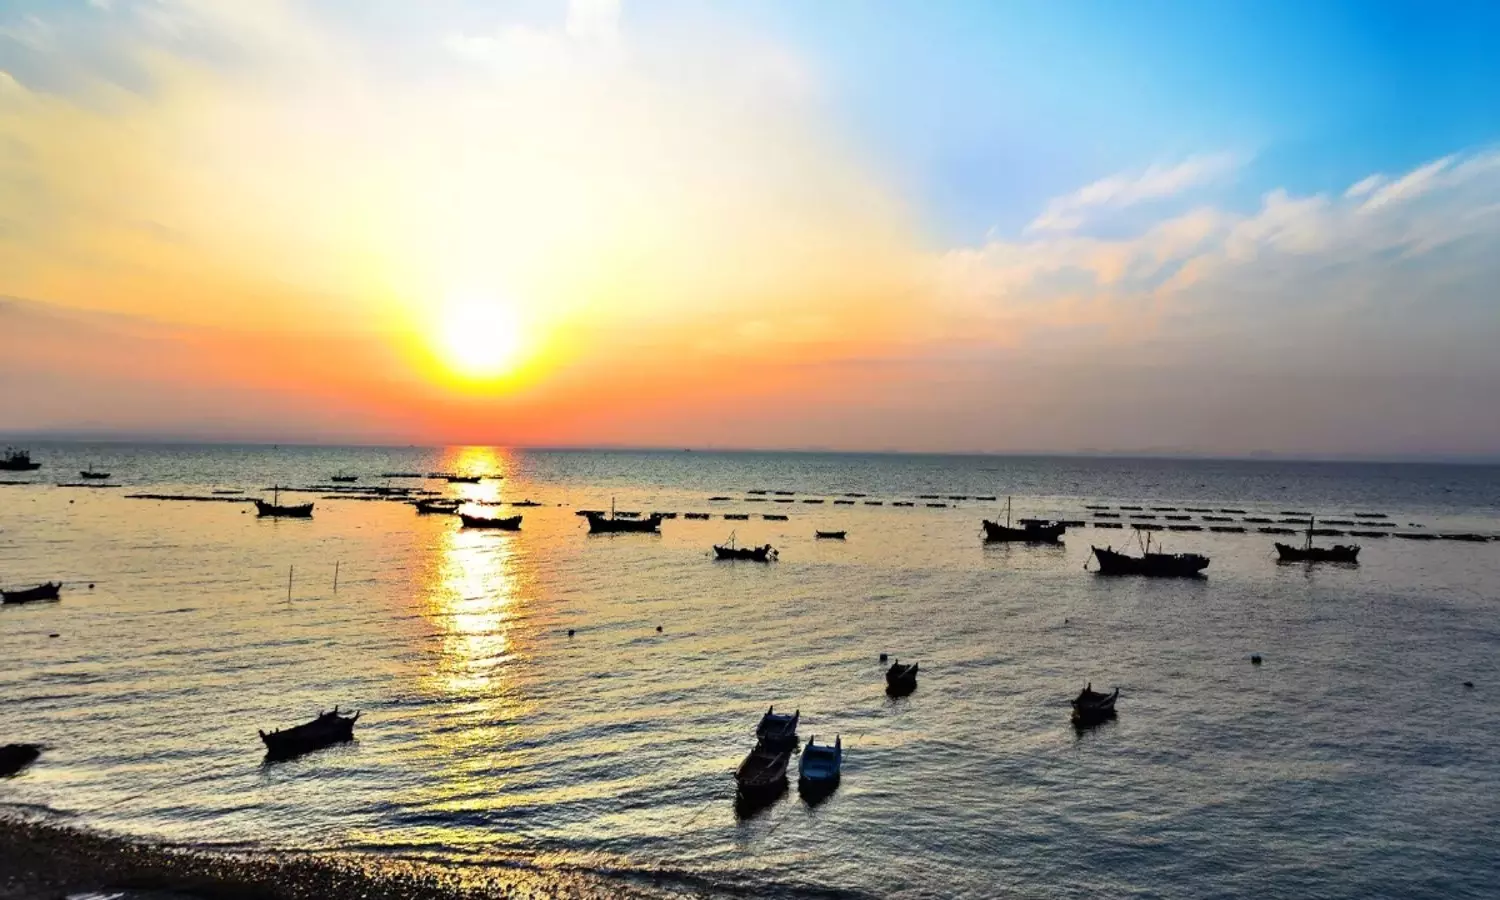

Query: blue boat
798,735,842,792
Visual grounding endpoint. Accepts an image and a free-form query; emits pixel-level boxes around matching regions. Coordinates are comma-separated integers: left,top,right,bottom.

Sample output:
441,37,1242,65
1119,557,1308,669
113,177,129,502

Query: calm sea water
2,444,1499,899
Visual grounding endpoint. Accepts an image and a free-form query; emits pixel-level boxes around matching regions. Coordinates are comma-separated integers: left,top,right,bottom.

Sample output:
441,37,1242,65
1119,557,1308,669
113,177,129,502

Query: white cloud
1344,173,1384,198
0,14,54,51
1359,155,1454,212
1026,153,1240,233
566,0,620,44
88,0,115,11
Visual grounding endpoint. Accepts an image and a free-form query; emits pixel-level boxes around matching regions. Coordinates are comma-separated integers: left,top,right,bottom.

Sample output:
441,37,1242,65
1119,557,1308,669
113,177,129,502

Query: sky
2,0,1498,457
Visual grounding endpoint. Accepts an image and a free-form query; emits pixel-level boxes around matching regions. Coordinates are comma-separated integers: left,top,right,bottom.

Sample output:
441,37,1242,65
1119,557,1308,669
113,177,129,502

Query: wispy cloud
1026,153,1240,233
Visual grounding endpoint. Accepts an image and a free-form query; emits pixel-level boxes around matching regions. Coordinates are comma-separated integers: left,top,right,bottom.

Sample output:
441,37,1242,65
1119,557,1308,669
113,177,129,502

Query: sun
437,294,524,379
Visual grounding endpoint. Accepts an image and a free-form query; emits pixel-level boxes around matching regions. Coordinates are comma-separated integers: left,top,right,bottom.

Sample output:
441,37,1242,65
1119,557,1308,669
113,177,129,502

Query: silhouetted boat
445,475,481,484
79,464,111,479
414,498,460,514
0,743,41,776
511,500,543,507
330,472,358,483
1071,683,1118,725
2,582,60,604
724,513,750,520
255,488,313,518
714,537,777,561
0,448,40,471
259,707,358,759
886,660,918,692
798,735,841,793
586,510,663,533
983,497,1064,543
684,512,711,519
1091,536,1208,577
1275,517,1359,563
763,513,788,521
756,706,799,750
736,745,790,797
815,530,846,540
461,513,522,530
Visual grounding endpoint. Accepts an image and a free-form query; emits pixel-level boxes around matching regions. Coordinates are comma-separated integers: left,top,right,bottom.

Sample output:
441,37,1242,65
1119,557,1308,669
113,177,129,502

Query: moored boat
983,497,1065,543
815,530,846,540
445,475,482,484
414,498,461,515
1091,539,1208,577
885,660,918,693
461,513,522,530
1275,516,1360,563
330,472,358,483
259,707,359,759
255,493,314,519
735,744,790,797
79,466,111,479
1071,683,1119,725
714,539,777,561
0,448,40,471
755,706,799,750
2,582,61,604
798,735,842,793
0,743,42,777
585,511,663,533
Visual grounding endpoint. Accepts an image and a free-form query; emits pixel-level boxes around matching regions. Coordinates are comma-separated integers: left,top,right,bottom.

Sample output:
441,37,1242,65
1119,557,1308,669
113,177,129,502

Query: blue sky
1,0,1499,455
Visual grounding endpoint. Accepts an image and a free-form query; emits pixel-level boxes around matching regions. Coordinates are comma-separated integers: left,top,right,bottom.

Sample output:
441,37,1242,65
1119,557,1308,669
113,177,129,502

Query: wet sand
0,815,686,900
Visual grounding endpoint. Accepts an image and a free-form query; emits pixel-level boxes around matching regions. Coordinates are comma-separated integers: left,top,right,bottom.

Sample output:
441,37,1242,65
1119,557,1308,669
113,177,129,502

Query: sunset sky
2,0,1498,456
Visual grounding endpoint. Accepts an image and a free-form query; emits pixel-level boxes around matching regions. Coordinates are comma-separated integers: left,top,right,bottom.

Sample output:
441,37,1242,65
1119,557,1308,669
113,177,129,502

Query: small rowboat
461,513,522,530
260,707,359,760
714,542,777,561
756,706,799,750
885,660,918,693
798,735,842,794
1071,684,1119,725
445,475,482,484
0,743,42,777
79,469,111,480
735,745,790,797
2,582,61,604
255,499,314,518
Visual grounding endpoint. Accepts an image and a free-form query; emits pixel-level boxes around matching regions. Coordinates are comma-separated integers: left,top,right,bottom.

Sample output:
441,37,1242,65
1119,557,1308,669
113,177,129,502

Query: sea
2,444,1499,899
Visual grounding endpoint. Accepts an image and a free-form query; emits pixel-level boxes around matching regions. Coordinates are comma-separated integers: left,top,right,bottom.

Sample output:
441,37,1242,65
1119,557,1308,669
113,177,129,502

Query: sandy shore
0,814,691,900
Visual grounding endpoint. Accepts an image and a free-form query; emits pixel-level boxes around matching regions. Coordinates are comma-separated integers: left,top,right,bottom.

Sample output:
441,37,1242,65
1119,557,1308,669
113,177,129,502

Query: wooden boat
79,467,111,479
445,475,482,484
885,660,918,692
1071,683,1119,725
330,473,358,483
0,743,42,777
461,513,522,530
714,539,777,561
585,510,663,533
798,735,842,791
2,582,60,604
983,498,1064,543
735,745,790,797
815,530,846,540
1275,517,1360,563
414,498,461,515
756,706,799,750
0,448,40,471
259,707,359,759
255,487,314,519
1091,536,1208,577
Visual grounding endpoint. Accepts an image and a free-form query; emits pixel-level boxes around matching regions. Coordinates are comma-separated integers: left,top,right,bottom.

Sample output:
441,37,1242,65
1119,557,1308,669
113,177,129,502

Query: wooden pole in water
287,565,294,602
333,560,340,594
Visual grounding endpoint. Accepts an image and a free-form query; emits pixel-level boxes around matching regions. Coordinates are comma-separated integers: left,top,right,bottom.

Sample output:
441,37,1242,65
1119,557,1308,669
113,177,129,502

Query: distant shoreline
0,813,685,900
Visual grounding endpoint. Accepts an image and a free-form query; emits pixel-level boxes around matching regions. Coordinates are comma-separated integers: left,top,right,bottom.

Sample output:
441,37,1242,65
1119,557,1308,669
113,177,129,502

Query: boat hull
255,500,314,518
714,545,775,561
0,461,40,471
586,513,663,533
260,711,358,760
1275,543,1360,563
2,582,61,604
1071,687,1119,725
1091,546,1208,577
461,513,522,530
0,743,42,777
983,520,1065,543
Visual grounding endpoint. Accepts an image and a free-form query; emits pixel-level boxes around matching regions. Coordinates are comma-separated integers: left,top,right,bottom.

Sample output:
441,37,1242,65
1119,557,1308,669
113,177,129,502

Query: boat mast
1006,495,1012,528
1306,515,1314,551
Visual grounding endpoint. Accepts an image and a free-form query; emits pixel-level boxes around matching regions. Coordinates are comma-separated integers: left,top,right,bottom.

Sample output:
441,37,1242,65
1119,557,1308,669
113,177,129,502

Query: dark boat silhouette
1071,683,1119,725
461,513,522,530
815,530,847,539
0,743,42,777
414,498,461,515
260,707,358,760
0,448,40,471
255,487,313,518
713,537,777,561
756,706,799,750
735,745,790,800
79,464,111,479
1276,517,1359,563
2,582,60,604
984,499,1065,543
1091,536,1208,577
586,510,663,533
885,659,918,694
445,475,482,484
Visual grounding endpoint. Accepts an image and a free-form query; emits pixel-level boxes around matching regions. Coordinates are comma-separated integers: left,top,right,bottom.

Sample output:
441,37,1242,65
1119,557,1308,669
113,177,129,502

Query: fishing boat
79,464,111,480
755,706,799,750
585,506,663,533
445,475,482,484
2,582,61,604
259,707,359,759
461,513,522,530
885,660,918,692
735,745,790,797
1071,683,1119,725
815,530,846,540
330,472,358,483
684,512,711,520
1275,516,1360,563
0,448,40,471
798,735,842,793
713,536,777,561
511,499,543,507
1091,530,1208,577
0,743,42,777
763,513,788,521
254,487,313,518
983,497,1065,543
414,498,461,515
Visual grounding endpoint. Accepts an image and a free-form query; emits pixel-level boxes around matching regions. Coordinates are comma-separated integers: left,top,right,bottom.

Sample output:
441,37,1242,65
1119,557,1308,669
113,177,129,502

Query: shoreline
0,813,697,900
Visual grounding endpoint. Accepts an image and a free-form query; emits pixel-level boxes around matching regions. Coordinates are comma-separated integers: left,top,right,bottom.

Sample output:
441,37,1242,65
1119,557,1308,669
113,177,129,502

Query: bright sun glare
439,295,524,379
